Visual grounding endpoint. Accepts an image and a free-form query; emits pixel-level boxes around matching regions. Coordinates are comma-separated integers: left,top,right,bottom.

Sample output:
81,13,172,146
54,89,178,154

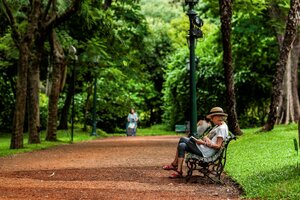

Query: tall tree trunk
277,52,292,124
263,0,299,131
8,0,41,149
27,47,42,144
10,45,30,149
57,79,73,130
291,34,300,121
277,34,300,124
219,0,242,135
46,31,66,141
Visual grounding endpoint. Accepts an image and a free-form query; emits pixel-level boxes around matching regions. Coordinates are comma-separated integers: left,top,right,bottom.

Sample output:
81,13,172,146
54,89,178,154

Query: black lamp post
69,45,77,143
90,77,98,136
185,0,203,137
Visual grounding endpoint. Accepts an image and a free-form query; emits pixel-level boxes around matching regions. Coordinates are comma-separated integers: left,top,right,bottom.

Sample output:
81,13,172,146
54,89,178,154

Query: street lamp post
69,45,77,143
185,0,203,137
90,77,98,136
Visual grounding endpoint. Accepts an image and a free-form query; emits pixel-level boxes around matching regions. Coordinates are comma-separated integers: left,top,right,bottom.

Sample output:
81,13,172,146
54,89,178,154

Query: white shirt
197,123,229,157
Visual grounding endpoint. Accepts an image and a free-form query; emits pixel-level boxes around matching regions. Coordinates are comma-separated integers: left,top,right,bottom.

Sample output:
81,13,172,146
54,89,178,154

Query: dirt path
0,136,242,200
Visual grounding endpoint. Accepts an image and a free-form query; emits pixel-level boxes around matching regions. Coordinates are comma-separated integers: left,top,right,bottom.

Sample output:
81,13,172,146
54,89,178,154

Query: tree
2,0,40,148
263,0,300,131
46,31,67,141
1,0,83,148
219,0,242,135
0,29,18,132
277,37,300,124
275,12,300,124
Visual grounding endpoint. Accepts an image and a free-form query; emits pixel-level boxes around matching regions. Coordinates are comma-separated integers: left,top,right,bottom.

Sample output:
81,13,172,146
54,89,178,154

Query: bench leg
208,159,225,184
186,159,197,182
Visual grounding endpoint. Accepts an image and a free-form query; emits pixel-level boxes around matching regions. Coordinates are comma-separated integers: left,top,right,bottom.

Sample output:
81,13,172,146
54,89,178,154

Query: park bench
185,133,236,183
175,121,190,133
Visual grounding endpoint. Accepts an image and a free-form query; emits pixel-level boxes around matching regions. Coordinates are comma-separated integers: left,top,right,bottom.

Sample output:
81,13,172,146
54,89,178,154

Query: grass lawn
226,124,300,200
0,127,109,157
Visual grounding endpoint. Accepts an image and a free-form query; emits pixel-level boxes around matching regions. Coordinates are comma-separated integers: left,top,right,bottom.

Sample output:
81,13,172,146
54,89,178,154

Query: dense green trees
263,0,300,131
0,0,299,148
163,0,299,130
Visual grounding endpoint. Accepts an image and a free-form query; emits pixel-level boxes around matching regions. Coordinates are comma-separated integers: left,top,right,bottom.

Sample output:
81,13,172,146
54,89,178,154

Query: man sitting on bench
162,107,229,178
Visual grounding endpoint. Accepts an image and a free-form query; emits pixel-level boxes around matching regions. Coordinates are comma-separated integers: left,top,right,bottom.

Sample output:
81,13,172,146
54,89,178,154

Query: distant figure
127,108,138,136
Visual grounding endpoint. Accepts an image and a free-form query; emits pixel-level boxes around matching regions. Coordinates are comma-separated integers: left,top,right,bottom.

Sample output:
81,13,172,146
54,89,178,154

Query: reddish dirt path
0,136,242,199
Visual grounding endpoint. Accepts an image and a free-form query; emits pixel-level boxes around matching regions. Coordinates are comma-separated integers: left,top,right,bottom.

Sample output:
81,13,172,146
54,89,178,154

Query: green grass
137,124,175,136
226,124,300,200
0,126,109,157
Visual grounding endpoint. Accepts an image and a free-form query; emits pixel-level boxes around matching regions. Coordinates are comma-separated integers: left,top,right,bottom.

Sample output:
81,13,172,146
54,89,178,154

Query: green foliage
167,14,189,48
137,124,175,136
0,0,297,135
58,0,161,131
232,5,278,127
39,93,49,129
141,0,182,22
162,49,190,129
226,124,300,199
162,21,225,130
162,0,282,128
0,74,15,131
94,67,130,132
0,32,17,131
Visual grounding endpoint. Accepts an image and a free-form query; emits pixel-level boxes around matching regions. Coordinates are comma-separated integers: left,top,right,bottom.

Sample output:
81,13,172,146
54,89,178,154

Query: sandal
162,164,177,171
169,171,183,179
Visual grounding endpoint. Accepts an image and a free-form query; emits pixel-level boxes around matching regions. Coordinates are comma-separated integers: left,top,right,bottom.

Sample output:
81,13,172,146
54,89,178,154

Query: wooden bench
185,133,236,183
175,121,190,133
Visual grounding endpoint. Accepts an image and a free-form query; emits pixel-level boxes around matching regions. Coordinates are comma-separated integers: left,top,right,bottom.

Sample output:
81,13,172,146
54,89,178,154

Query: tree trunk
27,47,42,144
57,80,73,130
219,0,242,135
277,34,300,124
263,0,299,131
277,52,292,124
10,45,30,149
46,31,66,141
10,0,41,148
291,34,300,121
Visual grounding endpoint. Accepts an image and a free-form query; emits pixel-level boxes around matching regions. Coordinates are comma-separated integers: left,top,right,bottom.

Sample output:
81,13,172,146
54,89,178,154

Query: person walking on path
127,108,139,136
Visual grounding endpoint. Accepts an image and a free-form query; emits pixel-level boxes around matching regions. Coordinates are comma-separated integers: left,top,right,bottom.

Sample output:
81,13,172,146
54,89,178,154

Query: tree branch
44,0,82,31
1,0,21,46
43,0,53,20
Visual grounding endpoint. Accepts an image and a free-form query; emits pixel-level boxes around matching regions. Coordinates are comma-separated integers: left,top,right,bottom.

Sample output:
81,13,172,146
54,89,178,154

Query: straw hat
206,107,228,119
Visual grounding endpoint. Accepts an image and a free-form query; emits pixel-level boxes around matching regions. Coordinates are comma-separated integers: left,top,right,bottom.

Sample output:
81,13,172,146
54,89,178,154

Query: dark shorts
177,137,203,158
